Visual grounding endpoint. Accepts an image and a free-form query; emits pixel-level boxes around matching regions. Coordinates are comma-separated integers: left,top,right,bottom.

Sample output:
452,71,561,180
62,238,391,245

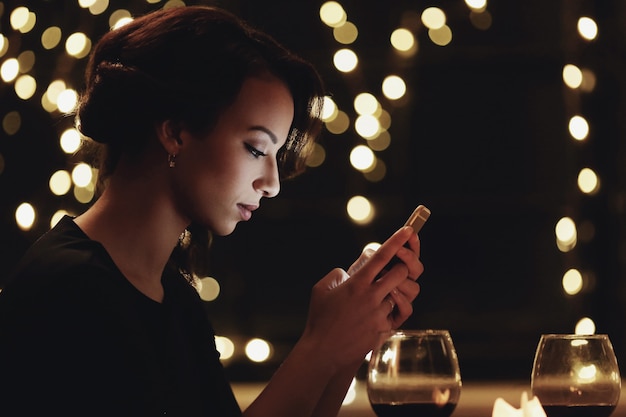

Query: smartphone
403,204,431,234
383,204,430,270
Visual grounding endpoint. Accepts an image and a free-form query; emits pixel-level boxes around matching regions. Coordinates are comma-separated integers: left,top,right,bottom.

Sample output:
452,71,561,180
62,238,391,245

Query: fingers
354,227,414,285
393,233,423,280
347,248,375,276
387,284,419,328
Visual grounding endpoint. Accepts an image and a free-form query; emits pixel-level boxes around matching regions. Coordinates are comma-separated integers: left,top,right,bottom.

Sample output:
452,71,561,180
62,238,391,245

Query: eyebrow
250,125,278,144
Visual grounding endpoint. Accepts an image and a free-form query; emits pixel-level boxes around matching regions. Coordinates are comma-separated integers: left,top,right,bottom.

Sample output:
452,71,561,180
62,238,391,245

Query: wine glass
367,329,462,417
531,334,621,417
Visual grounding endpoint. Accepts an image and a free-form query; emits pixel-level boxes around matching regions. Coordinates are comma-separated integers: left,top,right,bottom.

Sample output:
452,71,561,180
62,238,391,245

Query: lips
237,204,258,221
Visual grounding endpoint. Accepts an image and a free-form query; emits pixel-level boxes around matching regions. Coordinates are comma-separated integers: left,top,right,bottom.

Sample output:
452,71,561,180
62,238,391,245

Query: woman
0,6,423,417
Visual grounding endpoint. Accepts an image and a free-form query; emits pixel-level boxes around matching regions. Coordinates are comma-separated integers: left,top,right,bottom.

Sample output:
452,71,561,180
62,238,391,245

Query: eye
245,143,267,158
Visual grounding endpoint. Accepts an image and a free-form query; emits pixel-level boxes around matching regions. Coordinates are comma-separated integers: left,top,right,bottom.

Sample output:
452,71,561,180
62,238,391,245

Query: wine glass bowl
367,329,462,417
531,334,621,417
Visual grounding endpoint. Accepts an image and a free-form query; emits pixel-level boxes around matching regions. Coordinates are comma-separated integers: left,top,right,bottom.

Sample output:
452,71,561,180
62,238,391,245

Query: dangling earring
168,153,177,168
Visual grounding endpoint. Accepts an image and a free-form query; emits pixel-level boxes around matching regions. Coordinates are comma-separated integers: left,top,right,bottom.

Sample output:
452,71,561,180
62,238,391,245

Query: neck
74,173,189,303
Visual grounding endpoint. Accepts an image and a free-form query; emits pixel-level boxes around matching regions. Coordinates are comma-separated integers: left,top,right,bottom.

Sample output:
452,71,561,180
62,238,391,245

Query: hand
301,227,423,371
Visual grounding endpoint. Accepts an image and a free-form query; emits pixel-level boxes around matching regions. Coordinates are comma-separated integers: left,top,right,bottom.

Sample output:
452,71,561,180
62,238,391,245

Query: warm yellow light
60,128,82,153
421,7,446,30
563,64,583,89
320,1,347,28
465,0,487,11
0,35,8,57
245,338,272,363
0,58,19,82
322,96,338,121
109,10,132,29
354,114,380,139
377,110,391,131
333,21,358,44
368,130,391,151
324,110,350,134
350,145,375,172
306,143,326,168
65,32,91,58
577,17,598,41
17,50,35,73
555,216,577,252
89,0,109,15
74,185,95,204
568,115,589,141
46,80,66,102
382,75,407,100
390,28,415,52
197,277,220,302
580,68,596,93
577,168,599,194
215,336,235,360
14,75,37,100
49,170,72,196
41,26,63,50
15,202,36,231
10,7,30,31
51,210,70,228
333,48,358,72
562,269,583,295
354,92,379,115
347,195,374,225
364,158,386,182
57,89,78,113
429,25,453,46
364,242,381,252
575,317,596,335
72,163,94,187
78,0,97,7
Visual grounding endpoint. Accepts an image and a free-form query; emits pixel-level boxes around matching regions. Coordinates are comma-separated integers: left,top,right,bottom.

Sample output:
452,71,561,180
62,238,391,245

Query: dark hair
77,5,324,182
76,5,325,279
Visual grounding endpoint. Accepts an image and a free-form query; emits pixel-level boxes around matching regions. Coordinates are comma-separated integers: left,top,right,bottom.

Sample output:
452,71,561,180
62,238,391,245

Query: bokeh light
245,338,272,362
215,336,235,360
319,1,347,28
568,115,589,141
577,17,598,41
555,216,577,252
197,276,221,301
349,145,375,172
333,48,358,72
577,168,599,194
575,317,596,335
15,202,36,231
562,269,583,295
346,195,374,225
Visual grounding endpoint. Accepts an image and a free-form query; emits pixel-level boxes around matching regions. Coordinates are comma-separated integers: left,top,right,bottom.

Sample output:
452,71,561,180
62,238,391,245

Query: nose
255,158,281,198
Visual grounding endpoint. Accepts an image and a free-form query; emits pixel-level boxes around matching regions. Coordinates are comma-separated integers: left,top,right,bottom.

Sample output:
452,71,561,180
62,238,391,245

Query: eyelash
245,143,267,158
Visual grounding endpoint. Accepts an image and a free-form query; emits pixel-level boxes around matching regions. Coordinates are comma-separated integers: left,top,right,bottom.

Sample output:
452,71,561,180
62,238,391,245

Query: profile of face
170,74,295,236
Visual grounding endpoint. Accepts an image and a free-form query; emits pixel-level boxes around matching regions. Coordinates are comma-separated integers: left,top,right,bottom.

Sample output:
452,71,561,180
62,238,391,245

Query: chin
213,222,238,237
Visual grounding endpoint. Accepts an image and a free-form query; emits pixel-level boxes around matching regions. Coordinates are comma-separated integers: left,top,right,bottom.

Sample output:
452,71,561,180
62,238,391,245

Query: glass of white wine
367,329,462,417
531,334,621,417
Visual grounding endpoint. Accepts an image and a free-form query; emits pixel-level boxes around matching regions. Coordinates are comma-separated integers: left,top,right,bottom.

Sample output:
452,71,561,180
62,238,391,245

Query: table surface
233,380,626,417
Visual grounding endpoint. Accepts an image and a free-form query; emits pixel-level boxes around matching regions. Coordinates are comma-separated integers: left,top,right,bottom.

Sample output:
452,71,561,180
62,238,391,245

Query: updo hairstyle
76,5,325,183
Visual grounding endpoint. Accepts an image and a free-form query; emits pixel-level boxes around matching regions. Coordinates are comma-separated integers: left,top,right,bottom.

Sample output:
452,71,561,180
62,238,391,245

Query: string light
558,6,601,335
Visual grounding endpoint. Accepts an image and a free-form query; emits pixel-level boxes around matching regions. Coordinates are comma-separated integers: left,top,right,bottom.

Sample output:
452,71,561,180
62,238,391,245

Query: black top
0,216,241,417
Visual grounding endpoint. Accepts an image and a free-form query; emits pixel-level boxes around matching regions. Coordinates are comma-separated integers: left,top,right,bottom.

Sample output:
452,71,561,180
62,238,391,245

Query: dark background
1,0,625,381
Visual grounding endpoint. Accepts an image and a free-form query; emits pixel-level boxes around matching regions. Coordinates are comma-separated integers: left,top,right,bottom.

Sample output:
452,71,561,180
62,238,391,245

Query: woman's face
172,75,294,235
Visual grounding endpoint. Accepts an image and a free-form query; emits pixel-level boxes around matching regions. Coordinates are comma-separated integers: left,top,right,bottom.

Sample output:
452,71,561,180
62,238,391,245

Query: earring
168,153,176,168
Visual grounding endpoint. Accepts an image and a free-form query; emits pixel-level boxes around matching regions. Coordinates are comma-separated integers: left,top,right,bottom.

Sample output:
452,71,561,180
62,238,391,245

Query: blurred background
1,0,625,384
